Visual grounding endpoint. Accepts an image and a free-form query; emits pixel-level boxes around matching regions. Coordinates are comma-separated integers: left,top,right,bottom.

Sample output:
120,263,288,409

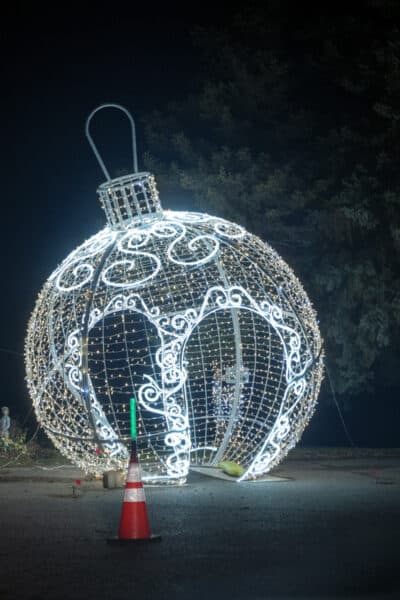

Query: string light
25,109,323,483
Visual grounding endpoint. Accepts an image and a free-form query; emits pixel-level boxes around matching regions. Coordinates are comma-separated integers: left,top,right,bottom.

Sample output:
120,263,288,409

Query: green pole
130,397,137,441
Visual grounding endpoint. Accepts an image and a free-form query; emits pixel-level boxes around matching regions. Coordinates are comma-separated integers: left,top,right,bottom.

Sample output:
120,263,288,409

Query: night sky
1,3,398,446
2,4,206,417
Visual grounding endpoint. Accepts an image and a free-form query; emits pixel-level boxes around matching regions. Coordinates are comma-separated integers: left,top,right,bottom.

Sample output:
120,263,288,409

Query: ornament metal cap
97,172,162,227
86,103,163,227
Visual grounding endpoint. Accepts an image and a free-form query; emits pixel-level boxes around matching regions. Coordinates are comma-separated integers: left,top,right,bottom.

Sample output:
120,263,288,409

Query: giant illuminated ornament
25,104,324,483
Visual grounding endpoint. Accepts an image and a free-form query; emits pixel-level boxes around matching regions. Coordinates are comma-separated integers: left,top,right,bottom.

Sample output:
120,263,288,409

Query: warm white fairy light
25,167,323,483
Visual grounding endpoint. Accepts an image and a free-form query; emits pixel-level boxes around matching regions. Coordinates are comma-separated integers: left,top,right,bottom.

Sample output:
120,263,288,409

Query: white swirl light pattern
25,175,323,483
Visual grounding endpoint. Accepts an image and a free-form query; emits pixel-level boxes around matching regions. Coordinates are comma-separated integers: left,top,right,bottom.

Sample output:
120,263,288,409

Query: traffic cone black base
107,534,161,545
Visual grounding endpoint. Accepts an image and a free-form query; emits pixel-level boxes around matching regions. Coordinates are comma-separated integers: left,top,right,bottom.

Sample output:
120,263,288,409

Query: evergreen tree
142,1,400,402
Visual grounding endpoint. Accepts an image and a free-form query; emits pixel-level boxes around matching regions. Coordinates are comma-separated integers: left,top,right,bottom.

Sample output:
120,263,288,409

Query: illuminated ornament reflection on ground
25,104,324,483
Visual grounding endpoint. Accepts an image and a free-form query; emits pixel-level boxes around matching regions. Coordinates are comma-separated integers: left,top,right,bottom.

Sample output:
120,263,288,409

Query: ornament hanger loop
85,103,138,181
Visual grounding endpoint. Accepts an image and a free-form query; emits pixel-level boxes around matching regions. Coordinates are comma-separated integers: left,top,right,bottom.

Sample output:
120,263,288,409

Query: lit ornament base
25,205,323,483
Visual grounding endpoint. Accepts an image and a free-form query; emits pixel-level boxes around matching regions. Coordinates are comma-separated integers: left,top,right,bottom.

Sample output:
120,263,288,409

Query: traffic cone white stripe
127,463,141,482
124,488,146,503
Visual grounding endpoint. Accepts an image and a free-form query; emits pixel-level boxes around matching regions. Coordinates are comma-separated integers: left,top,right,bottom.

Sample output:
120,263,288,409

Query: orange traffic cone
108,441,161,544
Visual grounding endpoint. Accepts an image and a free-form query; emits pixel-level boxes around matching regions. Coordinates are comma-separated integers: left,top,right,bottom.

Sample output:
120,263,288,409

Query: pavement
0,456,399,600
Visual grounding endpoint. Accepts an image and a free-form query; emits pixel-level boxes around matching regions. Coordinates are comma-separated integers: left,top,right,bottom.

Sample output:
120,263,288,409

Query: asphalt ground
0,457,399,600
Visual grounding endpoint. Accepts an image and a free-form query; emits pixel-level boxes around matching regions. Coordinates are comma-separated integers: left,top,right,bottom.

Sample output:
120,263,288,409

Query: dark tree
142,1,400,403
